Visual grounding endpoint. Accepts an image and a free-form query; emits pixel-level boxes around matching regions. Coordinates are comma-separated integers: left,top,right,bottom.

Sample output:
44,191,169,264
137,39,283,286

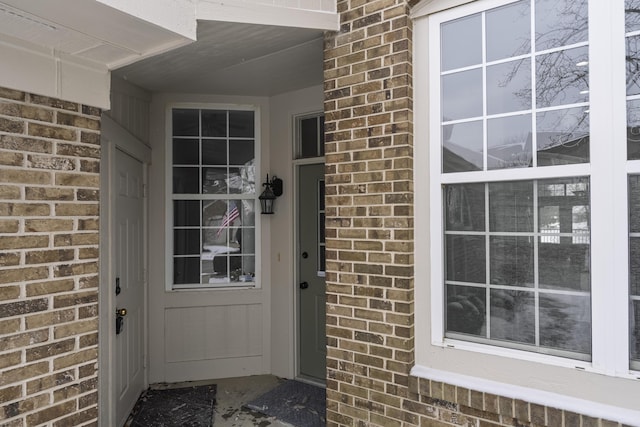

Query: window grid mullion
530,0,538,168
482,10,488,172
485,182,491,340
533,180,540,347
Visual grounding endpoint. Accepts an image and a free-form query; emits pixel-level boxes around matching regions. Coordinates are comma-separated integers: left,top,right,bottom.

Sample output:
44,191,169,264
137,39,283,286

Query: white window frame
413,0,640,422
165,103,262,291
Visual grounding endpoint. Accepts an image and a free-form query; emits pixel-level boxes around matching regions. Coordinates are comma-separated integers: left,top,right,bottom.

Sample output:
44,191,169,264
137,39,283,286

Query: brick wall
323,1,623,426
0,87,100,426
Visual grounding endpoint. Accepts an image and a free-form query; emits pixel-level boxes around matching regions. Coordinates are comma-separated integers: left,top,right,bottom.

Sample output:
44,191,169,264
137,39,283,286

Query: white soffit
114,21,325,96
0,1,195,69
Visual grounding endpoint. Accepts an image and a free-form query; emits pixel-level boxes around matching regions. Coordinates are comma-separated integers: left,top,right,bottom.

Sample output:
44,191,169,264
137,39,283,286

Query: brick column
324,1,415,425
0,87,100,426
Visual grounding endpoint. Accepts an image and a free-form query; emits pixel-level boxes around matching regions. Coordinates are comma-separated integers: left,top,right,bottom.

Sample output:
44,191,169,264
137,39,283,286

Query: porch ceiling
113,21,325,96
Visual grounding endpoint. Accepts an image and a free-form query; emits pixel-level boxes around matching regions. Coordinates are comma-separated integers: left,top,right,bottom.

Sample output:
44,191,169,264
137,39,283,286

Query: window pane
174,229,200,255
630,175,640,233
446,235,486,284
490,237,534,287
301,117,319,158
174,201,200,227
486,0,531,62
539,238,590,291
628,99,640,160
536,107,590,166
173,167,199,194
241,228,256,255
319,180,326,211
490,290,535,344
240,200,256,227
534,0,588,51
442,69,483,121
228,168,243,194
202,110,227,137
441,13,482,71
229,111,254,138
443,120,484,172
487,59,531,115
319,116,325,156
487,115,533,170
627,0,640,32
172,109,199,136
174,257,200,284
631,300,640,361
627,35,640,97
630,238,640,296
229,140,255,165
538,177,590,291
319,248,326,273
202,167,228,194
539,293,591,354
489,181,533,232
202,139,227,165
535,47,589,109
173,139,199,165
445,183,485,232
319,212,326,245
446,285,486,336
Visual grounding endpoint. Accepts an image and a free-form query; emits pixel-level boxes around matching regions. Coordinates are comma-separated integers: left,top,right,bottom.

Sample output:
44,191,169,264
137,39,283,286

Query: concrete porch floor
136,375,304,426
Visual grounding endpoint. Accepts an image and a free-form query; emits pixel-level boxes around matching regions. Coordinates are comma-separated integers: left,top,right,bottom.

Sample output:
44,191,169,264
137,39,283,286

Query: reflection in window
171,108,257,288
629,176,640,366
628,3,640,159
440,0,590,173
296,114,325,159
444,178,591,359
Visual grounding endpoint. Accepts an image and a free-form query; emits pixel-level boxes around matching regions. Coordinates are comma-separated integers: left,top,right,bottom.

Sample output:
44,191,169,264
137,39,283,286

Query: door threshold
295,375,326,388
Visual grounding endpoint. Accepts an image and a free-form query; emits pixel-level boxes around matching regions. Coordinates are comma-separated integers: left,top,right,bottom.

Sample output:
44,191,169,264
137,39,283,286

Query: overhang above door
0,1,196,69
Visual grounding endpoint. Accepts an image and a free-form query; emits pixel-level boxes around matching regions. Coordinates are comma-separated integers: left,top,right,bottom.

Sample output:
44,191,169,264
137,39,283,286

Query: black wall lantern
259,174,283,215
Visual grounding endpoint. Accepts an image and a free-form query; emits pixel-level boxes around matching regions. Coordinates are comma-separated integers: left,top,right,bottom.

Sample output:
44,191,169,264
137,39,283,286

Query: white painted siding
268,85,324,378
107,77,151,144
165,304,263,362
147,92,272,384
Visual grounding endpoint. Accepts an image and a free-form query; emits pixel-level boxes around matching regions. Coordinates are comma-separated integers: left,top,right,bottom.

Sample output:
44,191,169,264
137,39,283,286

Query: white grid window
424,0,637,371
170,107,258,289
627,0,640,369
435,0,593,360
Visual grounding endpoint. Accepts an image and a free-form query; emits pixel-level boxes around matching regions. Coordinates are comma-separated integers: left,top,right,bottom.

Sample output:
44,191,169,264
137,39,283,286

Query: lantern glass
259,185,276,214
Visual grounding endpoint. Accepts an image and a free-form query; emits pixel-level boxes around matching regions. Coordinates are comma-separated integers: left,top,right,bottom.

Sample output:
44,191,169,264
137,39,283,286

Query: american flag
216,203,240,237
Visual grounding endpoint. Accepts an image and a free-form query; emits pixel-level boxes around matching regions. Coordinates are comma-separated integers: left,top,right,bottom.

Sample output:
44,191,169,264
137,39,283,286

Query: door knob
115,308,127,316
300,282,309,289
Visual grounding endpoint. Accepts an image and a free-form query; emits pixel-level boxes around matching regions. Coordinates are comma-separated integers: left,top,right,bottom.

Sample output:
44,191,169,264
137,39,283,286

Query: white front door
115,148,145,426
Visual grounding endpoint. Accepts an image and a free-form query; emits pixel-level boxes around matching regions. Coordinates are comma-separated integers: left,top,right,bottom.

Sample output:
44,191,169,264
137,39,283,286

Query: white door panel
115,148,145,426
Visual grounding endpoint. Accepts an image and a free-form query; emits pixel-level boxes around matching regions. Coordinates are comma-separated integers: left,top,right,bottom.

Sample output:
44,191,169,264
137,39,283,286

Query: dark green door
298,163,326,380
